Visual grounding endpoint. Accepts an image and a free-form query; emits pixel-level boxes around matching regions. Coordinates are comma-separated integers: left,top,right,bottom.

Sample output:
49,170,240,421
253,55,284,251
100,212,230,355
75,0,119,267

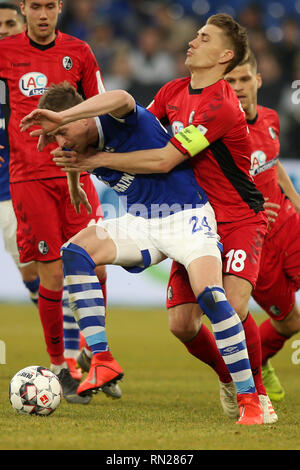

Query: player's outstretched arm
20,90,135,136
76,141,188,175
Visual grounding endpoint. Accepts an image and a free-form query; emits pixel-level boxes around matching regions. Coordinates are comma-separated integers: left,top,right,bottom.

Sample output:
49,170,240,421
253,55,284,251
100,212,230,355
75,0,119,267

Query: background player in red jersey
51,14,276,425
0,3,40,307
0,0,115,404
225,51,300,403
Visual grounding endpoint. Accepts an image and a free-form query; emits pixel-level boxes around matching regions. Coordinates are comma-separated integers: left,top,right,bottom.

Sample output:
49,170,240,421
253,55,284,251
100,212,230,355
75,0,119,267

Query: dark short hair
239,49,258,73
38,81,83,111
207,13,249,73
0,2,24,19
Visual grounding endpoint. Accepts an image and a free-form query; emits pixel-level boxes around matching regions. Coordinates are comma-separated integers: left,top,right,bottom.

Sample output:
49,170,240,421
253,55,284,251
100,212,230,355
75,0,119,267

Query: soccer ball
9,366,62,416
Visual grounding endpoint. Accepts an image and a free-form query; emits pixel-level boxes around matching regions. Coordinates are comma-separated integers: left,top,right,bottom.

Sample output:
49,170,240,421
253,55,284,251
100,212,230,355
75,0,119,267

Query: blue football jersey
92,103,208,218
0,103,10,201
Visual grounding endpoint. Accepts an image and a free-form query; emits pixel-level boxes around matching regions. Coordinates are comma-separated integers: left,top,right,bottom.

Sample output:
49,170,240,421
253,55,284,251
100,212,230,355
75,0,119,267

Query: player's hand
20,109,63,135
52,147,98,172
264,197,280,223
69,183,92,214
37,134,56,152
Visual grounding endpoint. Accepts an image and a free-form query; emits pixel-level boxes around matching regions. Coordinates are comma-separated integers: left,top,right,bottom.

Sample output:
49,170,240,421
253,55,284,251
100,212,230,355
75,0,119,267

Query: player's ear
19,2,25,16
256,73,262,90
220,49,234,66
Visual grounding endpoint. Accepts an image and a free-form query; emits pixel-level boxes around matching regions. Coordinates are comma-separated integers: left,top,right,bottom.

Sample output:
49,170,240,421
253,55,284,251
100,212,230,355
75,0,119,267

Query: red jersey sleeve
147,81,172,125
171,89,243,158
78,42,105,98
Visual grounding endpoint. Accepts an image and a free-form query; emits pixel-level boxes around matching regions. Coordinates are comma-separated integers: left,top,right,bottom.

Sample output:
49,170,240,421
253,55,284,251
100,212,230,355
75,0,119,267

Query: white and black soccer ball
9,366,62,416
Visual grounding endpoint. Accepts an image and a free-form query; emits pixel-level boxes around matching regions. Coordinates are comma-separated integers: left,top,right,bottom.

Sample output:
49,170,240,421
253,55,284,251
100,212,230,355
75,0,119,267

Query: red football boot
236,392,264,425
77,351,123,396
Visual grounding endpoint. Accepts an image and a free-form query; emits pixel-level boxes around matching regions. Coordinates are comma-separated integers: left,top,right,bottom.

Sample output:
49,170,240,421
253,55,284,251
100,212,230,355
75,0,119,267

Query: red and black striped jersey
248,105,296,236
148,77,265,223
0,30,105,183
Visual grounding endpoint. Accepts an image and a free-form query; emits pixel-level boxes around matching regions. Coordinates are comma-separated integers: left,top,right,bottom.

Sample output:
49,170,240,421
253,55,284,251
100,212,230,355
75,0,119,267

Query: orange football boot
77,351,123,396
236,392,264,425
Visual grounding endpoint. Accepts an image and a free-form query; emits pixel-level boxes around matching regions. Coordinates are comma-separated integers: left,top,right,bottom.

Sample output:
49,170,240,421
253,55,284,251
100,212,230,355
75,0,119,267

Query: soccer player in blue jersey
21,82,265,424
0,3,40,305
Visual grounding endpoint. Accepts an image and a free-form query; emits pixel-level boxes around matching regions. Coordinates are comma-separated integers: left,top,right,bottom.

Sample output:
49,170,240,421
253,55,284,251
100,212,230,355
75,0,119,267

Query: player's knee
168,304,201,341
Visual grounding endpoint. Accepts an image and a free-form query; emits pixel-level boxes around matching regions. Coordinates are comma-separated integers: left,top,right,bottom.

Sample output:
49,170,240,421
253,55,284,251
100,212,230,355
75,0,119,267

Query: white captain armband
173,124,210,157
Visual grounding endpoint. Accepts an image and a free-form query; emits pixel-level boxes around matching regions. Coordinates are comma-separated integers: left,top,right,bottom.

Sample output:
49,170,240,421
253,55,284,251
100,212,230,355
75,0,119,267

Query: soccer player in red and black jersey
59,14,274,424
0,0,111,404
225,51,300,403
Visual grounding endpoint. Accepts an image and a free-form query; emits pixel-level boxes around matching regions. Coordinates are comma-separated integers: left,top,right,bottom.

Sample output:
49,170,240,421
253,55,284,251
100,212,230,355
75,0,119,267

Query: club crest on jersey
38,240,49,255
19,72,48,97
62,56,73,71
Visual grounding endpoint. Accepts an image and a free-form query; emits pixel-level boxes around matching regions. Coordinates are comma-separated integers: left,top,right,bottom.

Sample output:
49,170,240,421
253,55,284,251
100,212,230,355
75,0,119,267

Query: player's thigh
63,175,103,241
155,204,221,271
68,224,117,265
223,274,252,320
95,214,166,268
10,180,65,263
218,215,266,317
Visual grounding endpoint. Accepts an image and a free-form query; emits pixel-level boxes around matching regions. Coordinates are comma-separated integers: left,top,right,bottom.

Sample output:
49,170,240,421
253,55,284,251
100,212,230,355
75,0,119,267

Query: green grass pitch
0,302,300,450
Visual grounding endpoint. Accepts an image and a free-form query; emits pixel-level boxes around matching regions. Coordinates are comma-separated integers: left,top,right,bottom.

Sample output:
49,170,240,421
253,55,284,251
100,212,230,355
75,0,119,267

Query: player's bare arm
21,90,135,136
67,171,92,215
54,141,188,175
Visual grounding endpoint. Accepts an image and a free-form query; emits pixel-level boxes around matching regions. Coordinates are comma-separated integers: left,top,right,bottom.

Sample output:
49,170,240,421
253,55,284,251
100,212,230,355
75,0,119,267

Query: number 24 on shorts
225,249,247,273
189,215,212,233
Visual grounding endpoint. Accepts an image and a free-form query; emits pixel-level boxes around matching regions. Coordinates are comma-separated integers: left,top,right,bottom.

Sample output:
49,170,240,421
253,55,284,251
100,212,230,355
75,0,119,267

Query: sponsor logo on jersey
19,72,48,97
62,56,73,71
250,150,267,176
38,240,49,255
171,121,184,135
250,151,278,176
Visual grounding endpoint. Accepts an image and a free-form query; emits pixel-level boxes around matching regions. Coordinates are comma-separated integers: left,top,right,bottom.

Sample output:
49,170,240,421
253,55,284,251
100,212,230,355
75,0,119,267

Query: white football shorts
97,202,222,271
0,199,32,268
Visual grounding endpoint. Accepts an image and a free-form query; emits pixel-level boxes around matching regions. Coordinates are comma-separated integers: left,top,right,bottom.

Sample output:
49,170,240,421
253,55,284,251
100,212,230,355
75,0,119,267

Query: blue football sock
197,286,256,395
24,277,40,306
62,284,80,359
61,242,108,355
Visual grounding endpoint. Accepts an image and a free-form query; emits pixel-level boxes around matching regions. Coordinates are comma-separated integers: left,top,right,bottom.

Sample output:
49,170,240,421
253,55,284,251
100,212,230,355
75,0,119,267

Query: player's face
185,24,233,72
225,63,262,118
0,9,25,39
54,121,89,154
20,0,62,44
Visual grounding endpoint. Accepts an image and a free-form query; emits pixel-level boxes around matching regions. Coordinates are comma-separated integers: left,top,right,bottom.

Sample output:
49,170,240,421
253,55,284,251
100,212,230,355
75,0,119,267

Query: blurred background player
0,2,40,306
0,0,113,404
80,14,277,424
225,51,300,403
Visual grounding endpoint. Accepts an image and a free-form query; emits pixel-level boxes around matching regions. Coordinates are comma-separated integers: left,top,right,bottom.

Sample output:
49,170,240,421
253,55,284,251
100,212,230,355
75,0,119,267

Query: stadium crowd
5,0,300,158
